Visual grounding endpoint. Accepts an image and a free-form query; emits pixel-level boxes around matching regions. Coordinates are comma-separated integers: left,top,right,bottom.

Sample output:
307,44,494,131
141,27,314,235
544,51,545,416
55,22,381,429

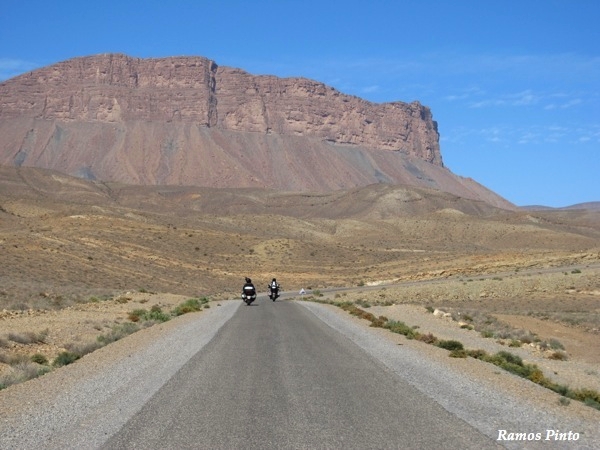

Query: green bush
449,349,468,358
128,309,147,322
53,351,80,367
172,298,204,316
467,349,488,359
496,351,523,365
436,340,464,351
569,388,600,409
384,320,418,339
30,353,48,365
128,306,171,323
417,333,438,344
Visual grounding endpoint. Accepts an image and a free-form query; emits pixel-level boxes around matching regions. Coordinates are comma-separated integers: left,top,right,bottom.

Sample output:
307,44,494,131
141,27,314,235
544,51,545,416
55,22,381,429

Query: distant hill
522,202,600,211
0,53,513,210
0,165,505,220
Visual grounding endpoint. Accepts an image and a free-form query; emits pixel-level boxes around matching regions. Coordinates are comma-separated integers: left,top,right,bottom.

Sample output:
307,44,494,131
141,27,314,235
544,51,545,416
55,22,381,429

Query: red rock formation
0,54,440,162
0,53,513,209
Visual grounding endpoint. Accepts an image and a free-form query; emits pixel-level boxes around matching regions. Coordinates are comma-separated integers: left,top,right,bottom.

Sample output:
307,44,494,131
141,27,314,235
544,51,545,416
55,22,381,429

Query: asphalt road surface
103,297,497,449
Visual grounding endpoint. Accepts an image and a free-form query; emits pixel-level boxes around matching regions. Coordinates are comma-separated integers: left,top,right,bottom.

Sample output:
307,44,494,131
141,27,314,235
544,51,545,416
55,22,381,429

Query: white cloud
361,85,380,94
560,98,582,108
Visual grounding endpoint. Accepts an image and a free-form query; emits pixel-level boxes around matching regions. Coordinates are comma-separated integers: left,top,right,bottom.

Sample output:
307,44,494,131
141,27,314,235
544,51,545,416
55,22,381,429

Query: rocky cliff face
0,54,441,164
0,54,513,209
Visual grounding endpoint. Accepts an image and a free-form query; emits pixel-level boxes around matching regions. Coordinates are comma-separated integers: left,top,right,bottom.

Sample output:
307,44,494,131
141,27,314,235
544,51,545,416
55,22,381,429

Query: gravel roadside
0,301,240,450
299,301,600,450
1,298,598,449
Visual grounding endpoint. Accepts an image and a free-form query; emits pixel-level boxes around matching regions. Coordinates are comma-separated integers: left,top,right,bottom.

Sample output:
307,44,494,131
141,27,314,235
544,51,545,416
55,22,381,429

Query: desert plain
1,166,599,412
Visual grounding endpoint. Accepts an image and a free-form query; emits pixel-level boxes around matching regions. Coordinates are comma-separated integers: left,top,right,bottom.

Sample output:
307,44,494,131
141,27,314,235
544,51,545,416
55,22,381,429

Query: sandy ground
1,167,599,430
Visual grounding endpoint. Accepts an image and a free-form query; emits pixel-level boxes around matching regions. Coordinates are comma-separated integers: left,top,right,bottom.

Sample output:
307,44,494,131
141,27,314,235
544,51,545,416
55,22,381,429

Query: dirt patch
493,314,600,365
0,292,212,385
311,266,600,396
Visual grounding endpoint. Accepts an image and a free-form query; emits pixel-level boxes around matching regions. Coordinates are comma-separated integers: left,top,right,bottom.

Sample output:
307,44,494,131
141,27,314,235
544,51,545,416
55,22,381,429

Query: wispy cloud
361,85,380,94
545,98,583,110
462,89,588,112
445,123,600,147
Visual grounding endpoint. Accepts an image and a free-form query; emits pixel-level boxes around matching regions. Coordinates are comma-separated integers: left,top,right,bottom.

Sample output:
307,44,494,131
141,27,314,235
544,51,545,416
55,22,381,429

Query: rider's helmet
272,278,277,282
245,277,252,284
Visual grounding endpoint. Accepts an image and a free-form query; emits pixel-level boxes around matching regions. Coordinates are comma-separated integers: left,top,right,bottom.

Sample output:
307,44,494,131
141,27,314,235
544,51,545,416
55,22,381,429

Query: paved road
104,297,497,449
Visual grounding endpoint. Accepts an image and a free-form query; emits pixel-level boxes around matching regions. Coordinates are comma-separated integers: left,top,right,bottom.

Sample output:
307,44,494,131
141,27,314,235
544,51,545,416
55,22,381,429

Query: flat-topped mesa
0,53,442,166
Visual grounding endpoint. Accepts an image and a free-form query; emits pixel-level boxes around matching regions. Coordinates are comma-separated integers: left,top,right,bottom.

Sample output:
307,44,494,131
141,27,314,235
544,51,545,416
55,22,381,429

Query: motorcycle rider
242,277,256,305
268,278,280,301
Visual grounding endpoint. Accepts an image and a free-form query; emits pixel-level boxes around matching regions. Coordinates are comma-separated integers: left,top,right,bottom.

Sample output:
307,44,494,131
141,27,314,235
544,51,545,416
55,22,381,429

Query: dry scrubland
1,167,599,409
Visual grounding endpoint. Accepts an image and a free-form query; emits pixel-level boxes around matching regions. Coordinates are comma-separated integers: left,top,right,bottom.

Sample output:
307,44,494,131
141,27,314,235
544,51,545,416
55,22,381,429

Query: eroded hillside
1,166,598,307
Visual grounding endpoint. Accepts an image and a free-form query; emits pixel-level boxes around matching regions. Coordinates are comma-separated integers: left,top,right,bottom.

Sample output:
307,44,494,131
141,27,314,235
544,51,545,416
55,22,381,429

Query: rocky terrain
0,54,511,208
1,166,599,404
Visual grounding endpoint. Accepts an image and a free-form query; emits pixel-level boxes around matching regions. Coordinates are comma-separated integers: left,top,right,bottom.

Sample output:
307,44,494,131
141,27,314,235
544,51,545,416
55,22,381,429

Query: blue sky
1,0,598,207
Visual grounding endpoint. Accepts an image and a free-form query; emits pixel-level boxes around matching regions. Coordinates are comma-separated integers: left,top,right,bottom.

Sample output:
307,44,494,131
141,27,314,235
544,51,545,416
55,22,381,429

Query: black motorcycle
268,284,280,301
242,285,257,305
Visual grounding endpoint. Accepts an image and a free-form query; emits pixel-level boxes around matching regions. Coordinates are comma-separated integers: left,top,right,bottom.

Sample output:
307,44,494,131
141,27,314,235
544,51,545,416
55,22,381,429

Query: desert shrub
496,351,523,366
359,310,376,322
369,318,386,328
128,306,171,323
517,332,535,344
53,351,80,367
128,309,147,322
0,337,9,348
145,306,171,322
568,388,600,410
449,349,468,358
558,397,571,406
355,299,371,308
417,333,438,345
0,352,29,365
65,340,103,357
8,329,48,344
509,340,522,348
30,353,48,365
467,349,488,359
384,320,418,339
97,323,139,345
0,361,46,389
172,298,208,316
479,351,540,379
436,340,464,351
336,301,354,312
0,351,9,364
548,338,565,350
527,368,547,385
548,351,568,361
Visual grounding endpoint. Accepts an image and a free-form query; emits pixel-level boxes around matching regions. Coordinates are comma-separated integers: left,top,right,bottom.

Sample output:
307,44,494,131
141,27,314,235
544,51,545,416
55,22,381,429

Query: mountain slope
0,54,513,209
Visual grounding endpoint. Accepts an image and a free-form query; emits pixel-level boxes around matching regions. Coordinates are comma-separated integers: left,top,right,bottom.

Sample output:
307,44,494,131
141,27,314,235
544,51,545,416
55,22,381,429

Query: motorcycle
242,285,256,305
268,284,280,301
